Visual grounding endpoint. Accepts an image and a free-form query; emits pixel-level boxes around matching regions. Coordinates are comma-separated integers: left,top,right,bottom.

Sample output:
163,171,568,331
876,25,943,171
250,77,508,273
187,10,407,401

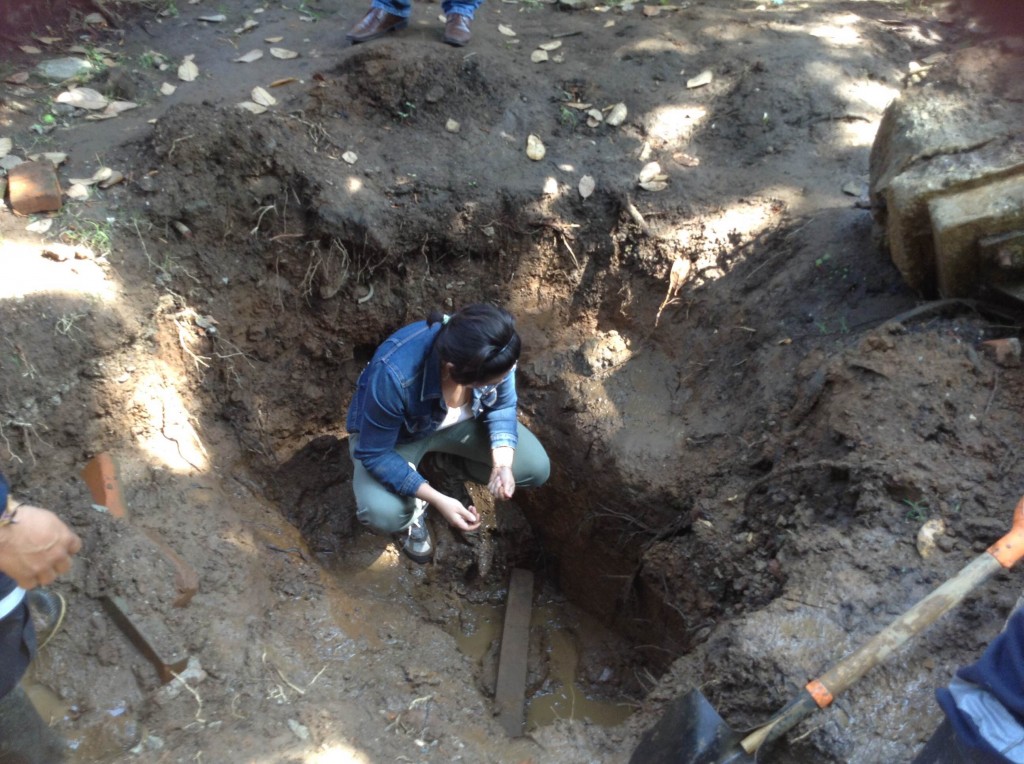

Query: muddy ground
1,0,1022,761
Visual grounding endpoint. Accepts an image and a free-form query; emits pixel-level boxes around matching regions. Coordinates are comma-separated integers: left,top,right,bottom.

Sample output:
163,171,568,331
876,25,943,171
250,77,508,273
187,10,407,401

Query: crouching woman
345,303,550,563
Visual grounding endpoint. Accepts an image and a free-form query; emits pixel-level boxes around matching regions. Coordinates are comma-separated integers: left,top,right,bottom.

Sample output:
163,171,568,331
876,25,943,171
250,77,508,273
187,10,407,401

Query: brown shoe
347,7,408,43
443,13,472,46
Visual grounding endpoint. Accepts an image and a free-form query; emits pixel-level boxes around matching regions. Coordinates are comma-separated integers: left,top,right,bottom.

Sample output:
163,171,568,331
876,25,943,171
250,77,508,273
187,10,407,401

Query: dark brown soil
1,0,1022,762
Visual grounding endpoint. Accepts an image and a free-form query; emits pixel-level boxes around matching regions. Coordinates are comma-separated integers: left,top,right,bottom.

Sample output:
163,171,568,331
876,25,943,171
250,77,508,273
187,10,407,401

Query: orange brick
6,160,62,215
81,453,128,519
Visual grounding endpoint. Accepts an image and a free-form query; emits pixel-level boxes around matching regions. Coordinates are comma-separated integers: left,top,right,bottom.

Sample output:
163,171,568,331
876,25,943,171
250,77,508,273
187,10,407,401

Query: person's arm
414,482,480,532
0,502,81,590
352,366,426,497
481,370,519,499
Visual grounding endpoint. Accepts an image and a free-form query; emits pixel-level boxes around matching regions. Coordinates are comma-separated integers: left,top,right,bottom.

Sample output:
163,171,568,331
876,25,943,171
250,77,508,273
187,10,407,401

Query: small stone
35,57,95,81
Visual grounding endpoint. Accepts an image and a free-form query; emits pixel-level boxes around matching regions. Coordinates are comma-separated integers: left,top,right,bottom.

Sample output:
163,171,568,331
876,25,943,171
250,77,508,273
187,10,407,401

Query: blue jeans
370,0,483,19
349,418,549,534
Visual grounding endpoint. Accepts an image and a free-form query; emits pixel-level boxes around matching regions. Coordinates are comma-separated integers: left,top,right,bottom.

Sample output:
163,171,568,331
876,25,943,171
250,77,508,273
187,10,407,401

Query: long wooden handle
741,494,1024,754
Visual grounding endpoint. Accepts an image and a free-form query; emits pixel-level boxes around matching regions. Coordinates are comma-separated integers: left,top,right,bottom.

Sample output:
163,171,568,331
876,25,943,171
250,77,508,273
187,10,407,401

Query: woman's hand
432,495,481,532
488,465,515,500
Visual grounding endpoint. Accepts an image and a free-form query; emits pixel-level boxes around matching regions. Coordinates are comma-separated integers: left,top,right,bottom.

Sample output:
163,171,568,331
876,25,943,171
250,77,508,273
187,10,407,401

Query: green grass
61,219,113,258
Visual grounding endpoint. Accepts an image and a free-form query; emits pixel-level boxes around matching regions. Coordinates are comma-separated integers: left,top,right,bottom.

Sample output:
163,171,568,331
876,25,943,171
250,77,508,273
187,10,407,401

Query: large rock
869,45,1024,297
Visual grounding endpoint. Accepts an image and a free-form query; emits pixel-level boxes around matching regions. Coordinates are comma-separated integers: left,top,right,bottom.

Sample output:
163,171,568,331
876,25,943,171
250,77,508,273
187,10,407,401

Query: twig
169,669,206,724
625,195,653,237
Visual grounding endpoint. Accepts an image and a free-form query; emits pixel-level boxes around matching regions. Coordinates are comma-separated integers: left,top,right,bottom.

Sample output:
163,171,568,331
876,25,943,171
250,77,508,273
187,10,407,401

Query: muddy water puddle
452,600,636,729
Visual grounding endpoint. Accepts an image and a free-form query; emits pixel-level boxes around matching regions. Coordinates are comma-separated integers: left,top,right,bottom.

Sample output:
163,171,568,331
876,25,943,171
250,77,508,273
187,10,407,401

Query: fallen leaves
638,161,669,191
270,48,299,59
234,49,264,63
0,138,11,159
178,55,199,82
655,257,691,326
686,69,713,88
579,175,595,199
56,87,108,110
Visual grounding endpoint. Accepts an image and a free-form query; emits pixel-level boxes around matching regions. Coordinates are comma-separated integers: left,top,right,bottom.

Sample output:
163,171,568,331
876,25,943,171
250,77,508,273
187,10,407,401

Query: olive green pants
349,419,550,534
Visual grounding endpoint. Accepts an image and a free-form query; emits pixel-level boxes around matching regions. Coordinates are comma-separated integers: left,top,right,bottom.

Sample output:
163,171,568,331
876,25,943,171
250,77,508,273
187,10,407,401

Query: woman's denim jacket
346,320,519,497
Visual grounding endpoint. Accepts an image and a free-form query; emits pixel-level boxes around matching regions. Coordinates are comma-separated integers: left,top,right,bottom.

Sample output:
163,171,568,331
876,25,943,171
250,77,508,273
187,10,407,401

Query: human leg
346,0,411,43
0,603,65,764
439,0,481,45
349,436,420,535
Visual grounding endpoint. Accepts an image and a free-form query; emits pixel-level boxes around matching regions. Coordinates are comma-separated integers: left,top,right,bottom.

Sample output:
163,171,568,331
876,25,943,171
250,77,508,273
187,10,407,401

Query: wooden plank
494,568,534,737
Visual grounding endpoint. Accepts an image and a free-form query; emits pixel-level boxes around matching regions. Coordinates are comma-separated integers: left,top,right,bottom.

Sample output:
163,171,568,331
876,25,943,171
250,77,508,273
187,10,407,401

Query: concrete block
869,45,1024,295
929,174,1024,296
6,160,62,215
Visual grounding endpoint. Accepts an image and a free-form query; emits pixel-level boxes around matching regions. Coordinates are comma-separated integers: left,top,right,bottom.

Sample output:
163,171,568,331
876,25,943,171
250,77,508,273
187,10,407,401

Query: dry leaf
565,101,592,110
672,152,700,167
342,151,358,164
270,77,298,87
237,101,267,114
56,87,108,110
34,36,61,45
642,5,661,15
579,175,595,198
639,180,668,192
543,177,558,196
638,162,663,184
66,184,90,201
28,152,67,166
251,87,276,106
20,45,42,55
265,36,284,43
4,72,30,84
498,24,517,36
605,102,627,126
83,12,106,24
604,19,615,27
235,49,264,63
538,40,562,51
98,170,125,189
198,13,227,21
531,50,549,63
26,219,53,234
686,69,713,88
235,18,259,33
178,55,199,81
270,48,299,59
160,82,177,96
0,138,11,159
86,101,138,120
526,134,545,161
655,257,691,326
587,108,604,123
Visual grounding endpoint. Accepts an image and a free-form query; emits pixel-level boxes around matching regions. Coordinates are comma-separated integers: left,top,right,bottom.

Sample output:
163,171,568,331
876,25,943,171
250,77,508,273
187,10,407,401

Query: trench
140,103,799,750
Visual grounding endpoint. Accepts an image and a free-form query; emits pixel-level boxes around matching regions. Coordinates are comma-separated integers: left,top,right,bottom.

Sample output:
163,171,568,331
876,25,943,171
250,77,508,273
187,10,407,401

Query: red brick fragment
6,160,62,215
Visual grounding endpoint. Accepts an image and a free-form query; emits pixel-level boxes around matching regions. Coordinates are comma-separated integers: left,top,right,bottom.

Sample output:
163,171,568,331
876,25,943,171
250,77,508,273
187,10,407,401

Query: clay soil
1,0,1022,762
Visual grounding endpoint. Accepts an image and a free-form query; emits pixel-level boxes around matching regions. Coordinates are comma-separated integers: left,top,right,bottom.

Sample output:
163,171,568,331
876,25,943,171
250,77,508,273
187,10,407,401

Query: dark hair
427,304,521,385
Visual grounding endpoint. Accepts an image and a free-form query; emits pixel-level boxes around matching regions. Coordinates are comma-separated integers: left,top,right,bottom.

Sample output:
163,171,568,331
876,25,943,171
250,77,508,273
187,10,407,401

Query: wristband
0,498,19,528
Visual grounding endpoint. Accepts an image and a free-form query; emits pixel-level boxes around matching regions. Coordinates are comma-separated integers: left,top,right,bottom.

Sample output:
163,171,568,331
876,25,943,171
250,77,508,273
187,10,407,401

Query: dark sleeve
351,363,425,496
936,608,1024,760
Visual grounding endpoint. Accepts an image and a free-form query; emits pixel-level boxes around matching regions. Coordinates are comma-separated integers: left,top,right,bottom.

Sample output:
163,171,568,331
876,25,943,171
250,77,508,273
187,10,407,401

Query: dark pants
0,602,64,764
